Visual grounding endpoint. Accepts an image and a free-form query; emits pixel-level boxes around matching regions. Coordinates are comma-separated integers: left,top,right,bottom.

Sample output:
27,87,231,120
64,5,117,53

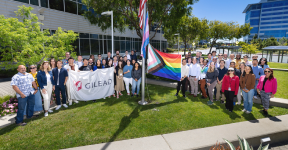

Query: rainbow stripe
147,44,182,81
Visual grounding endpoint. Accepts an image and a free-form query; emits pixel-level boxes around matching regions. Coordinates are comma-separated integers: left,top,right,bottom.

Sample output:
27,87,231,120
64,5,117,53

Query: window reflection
65,0,77,14
49,0,64,11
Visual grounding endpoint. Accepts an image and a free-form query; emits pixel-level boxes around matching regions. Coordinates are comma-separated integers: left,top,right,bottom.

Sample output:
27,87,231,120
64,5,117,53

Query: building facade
0,0,167,56
243,0,288,42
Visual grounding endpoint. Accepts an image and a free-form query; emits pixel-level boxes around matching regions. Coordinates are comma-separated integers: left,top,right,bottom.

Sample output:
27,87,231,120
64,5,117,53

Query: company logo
74,81,82,91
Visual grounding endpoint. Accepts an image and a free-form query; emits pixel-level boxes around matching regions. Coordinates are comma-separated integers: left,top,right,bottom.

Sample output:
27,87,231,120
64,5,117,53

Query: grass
274,71,288,99
1,84,288,150
0,95,11,104
268,62,288,69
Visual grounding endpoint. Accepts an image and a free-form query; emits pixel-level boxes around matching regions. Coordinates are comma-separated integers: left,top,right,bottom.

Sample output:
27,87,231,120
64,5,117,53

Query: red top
221,75,240,95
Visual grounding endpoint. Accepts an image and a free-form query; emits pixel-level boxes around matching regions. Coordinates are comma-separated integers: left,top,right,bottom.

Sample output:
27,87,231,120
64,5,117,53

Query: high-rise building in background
0,0,167,56
243,0,288,42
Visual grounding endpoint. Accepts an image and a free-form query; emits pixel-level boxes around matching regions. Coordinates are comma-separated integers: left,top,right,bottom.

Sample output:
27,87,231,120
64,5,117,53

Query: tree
265,37,279,47
164,15,208,55
0,6,78,69
81,0,199,40
240,43,257,57
279,37,287,46
206,21,252,52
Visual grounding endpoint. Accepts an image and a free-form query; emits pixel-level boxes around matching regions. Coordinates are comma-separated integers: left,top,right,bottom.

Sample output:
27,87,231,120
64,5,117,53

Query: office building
243,0,288,42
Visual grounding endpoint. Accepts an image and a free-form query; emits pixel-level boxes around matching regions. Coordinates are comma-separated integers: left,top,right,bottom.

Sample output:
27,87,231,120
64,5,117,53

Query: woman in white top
37,61,55,117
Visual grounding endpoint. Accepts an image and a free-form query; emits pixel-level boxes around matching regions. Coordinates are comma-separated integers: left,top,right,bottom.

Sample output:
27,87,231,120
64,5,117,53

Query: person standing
97,54,103,64
105,52,113,63
199,60,209,99
102,59,107,68
50,58,56,70
252,59,264,99
37,61,55,117
211,51,217,59
243,55,252,66
240,65,256,114
113,56,118,67
64,57,79,105
123,56,128,66
11,65,39,126
230,61,241,104
79,59,93,71
212,57,219,68
258,58,270,70
90,54,96,64
221,68,239,112
115,60,125,98
53,60,69,110
106,59,113,68
233,54,244,70
188,58,201,97
88,58,95,68
175,59,189,97
62,52,71,66
257,68,277,115
225,54,235,68
76,55,83,68
94,59,104,71
206,62,219,105
207,53,213,66
23,65,43,116
131,62,142,97
124,50,131,60
223,54,228,61
216,60,228,104
123,60,133,95
130,50,137,62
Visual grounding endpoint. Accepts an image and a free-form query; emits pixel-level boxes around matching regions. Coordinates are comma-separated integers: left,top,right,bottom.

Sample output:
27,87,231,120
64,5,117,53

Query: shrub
202,45,208,48
224,135,269,150
0,96,18,116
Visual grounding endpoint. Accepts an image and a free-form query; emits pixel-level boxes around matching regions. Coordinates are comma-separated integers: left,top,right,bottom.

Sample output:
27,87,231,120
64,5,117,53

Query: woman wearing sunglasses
258,58,270,70
256,68,277,115
221,68,239,112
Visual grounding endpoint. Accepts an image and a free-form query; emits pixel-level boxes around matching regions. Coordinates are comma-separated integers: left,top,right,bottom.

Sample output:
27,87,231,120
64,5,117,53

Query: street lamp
174,33,179,54
101,11,114,57
156,28,162,52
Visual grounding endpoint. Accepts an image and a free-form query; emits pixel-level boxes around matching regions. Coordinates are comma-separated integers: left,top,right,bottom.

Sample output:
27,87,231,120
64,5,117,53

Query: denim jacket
37,70,55,90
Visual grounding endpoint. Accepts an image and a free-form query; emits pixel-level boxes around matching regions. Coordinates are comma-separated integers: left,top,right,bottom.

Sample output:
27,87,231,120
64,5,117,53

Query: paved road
0,81,15,97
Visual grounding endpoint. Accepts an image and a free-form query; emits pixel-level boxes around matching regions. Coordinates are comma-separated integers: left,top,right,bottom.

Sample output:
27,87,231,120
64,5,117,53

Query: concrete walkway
64,114,288,150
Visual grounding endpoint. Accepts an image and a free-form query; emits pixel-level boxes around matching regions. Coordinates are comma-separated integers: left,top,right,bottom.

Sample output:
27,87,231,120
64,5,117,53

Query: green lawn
1,84,288,150
274,71,288,99
268,62,288,69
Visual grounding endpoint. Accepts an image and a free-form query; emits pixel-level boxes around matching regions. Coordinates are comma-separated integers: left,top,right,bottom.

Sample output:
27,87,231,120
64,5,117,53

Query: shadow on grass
100,98,188,150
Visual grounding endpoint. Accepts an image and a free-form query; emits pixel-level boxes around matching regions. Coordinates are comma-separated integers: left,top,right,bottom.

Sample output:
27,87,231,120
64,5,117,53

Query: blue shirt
252,66,264,79
217,67,228,81
123,65,133,78
259,64,270,70
11,72,35,98
207,59,212,66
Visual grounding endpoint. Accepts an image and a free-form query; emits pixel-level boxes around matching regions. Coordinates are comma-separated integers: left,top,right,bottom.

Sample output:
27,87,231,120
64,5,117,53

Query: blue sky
191,0,260,25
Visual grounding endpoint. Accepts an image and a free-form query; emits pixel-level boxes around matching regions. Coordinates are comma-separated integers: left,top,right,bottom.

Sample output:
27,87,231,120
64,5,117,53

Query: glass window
114,36,119,40
251,10,260,17
90,39,100,54
114,41,120,51
65,0,77,14
250,27,259,33
107,35,111,39
80,33,89,38
49,0,64,11
126,40,131,51
107,39,112,53
99,35,102,39
41,0,48,8
250,19,259,25
120,37,125,40
14,0,29,4
78,3,88,15
30,0,39,6
80,39,90,55
73,39,80,55
99,40,103,54
120,41,125,52
103,40,108,54
91,34,98,39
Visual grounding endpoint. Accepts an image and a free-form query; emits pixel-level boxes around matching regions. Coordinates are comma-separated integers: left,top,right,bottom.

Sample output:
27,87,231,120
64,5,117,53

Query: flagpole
139,3,148,105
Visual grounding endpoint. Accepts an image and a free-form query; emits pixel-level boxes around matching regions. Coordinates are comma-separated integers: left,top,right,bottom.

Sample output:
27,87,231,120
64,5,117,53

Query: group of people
177,51,277,114
11,50,142,126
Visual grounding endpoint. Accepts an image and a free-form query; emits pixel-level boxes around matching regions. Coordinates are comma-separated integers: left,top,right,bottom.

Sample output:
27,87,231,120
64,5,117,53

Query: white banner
68,67,114,101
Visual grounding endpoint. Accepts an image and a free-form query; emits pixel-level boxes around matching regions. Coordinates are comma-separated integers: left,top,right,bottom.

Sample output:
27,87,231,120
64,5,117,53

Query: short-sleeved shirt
11,72,35,98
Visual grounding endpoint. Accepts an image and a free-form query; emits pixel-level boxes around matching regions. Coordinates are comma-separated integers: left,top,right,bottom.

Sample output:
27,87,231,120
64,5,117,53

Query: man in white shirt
189,58,201,97
76,55,83,68
175,59,189,98
64,57,79,105
124,50,131,60
225,54,235,68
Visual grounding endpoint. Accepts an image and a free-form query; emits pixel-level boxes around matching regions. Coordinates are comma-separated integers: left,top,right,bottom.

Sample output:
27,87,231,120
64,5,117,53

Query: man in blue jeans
11,65,39,126
252,59,264,99
53,60,69,110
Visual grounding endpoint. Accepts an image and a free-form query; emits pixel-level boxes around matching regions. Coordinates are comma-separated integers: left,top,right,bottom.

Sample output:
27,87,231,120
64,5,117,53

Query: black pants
224,90,235,111
55,85,67,105
177,78,187,96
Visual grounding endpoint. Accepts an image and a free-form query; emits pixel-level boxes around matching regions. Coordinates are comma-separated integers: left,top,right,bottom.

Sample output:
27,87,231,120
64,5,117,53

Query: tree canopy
81,0,199,40
0,6,78,69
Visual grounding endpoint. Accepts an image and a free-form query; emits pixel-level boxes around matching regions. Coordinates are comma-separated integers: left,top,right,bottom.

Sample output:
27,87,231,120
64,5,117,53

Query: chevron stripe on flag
141,11,149,59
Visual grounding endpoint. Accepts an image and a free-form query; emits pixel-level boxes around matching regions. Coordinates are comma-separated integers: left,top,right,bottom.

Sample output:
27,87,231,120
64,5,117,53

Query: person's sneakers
174,93,178,96
29,115,39,119
74,100,79,104
242,109,247,112
193,95,197,97
44,112,48,117
263,110,268,115
63,104,68,108
183,95,186,98
220,100,225,104
131,94,134,97
229,110,232,112
201,96,207,99
215,99,220,101
136,95,139,97
245,111,251,114
17,122,27,126
103,97,106,99
55,105,62,110
207,100,214,105
69,102,72,106
253,96,258,99
48,109,53,113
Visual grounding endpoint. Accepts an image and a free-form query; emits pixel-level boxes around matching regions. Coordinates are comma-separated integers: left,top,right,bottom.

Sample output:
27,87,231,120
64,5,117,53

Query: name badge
228,87,231,91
